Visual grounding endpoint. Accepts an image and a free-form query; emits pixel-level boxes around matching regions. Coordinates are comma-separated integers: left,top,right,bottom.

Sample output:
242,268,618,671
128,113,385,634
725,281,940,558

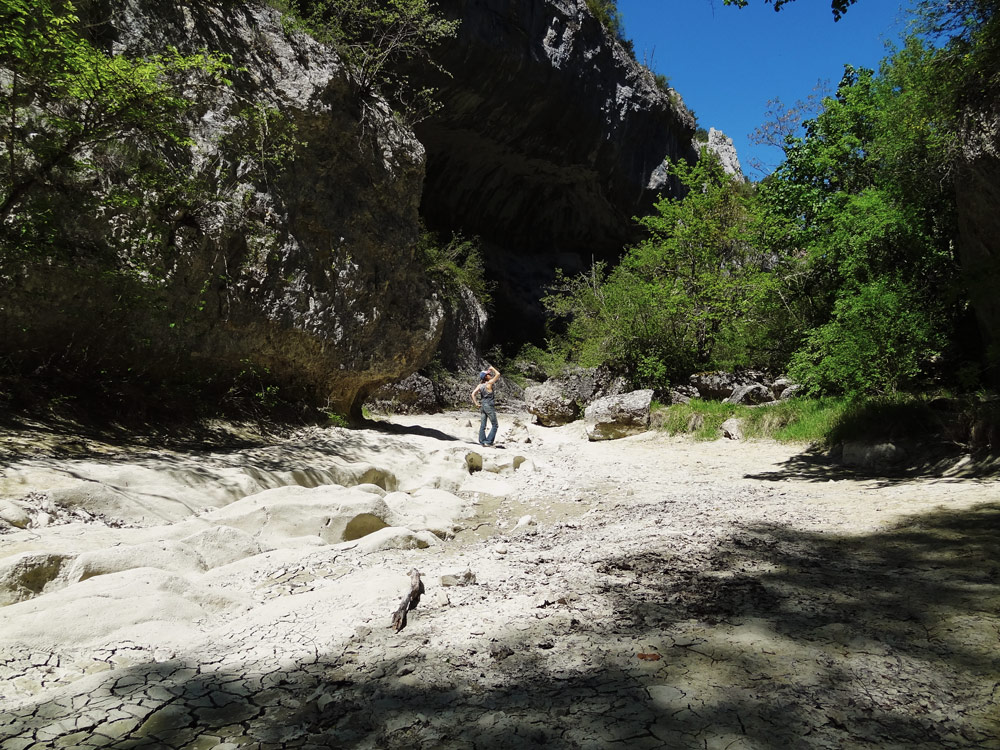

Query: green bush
273,0,459,122
541,153,767,391
788,277,944,397
418,230,491,305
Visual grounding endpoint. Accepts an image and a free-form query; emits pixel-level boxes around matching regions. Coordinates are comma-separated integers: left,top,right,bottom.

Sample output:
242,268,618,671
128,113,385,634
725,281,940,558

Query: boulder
584,389,654,441
689,370,772,401
668,385,700,405
779,383,804,400
724,384,773,406
771,377,795,398
525,366,629,426
526,380,580,426
721,418,744,441
689,371,743,400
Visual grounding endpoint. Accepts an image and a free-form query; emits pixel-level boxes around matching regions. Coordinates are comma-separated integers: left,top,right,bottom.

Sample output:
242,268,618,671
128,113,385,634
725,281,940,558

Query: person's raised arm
486,366,500,385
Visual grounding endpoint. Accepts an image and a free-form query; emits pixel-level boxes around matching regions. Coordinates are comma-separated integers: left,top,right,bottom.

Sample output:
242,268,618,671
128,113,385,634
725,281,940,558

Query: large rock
525,366,629,426
0,0,443,416
584,389,654,441
689,370,771,401
525,380,581,426
724,384,773,406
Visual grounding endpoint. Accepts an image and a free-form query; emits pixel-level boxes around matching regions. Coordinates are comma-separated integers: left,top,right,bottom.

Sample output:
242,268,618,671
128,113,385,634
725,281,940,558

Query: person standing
471,365,501,446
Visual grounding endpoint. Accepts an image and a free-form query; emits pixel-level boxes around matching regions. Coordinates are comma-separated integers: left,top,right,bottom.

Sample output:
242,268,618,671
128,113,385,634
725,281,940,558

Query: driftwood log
390,568,424,632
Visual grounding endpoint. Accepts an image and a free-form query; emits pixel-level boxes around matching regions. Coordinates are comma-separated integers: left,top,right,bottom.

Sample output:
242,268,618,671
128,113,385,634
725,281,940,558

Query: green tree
0,0,230,261
758,57,964,396
280,0,459,122
543,152,767,388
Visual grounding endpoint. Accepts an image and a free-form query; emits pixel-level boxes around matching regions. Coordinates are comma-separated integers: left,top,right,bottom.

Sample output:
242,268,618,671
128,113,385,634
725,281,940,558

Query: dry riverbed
1,411,998,749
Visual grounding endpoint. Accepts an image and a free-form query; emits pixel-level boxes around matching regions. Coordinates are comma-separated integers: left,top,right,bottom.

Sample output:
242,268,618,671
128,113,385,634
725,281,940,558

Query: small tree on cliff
0,0,232,263
282,0,459,122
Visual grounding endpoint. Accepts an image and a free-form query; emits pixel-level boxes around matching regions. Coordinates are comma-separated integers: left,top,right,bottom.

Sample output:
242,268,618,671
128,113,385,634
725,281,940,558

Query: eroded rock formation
1,0,443,417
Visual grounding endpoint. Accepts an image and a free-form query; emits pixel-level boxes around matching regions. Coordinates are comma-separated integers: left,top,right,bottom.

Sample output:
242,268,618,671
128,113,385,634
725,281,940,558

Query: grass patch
653,393,1000,451
653,397,853,444
652,399,740,441
743,397,851,444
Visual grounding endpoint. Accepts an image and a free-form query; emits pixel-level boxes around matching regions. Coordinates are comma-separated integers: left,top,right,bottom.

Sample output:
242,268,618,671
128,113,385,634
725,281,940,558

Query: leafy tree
788,277,945,395
543,152,767,389
757,55,965,395
279,0,459,122
0,0,230,260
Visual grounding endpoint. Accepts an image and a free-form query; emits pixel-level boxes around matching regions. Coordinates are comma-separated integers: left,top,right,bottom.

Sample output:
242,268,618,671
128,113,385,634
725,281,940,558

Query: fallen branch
390,568,424,632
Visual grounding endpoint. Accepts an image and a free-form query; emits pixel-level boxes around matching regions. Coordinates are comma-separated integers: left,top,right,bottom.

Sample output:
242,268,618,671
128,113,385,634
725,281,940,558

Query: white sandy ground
0,411,998,749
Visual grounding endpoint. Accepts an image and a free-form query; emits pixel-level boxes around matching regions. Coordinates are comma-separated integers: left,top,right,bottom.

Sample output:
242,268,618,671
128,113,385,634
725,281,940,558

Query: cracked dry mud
1,412,998,749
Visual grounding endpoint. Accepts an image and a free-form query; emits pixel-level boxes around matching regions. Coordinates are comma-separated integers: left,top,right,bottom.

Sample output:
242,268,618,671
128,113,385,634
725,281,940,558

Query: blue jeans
479,403,498,445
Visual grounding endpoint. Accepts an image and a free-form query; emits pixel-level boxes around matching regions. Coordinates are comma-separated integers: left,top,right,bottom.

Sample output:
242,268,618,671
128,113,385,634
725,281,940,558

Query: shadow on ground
745,443,1000,485
3,503,998,748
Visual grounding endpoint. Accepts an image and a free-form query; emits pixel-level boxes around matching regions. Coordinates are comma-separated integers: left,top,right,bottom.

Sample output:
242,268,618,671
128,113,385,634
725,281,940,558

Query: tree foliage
538,0,998,398
543,153,767,389
279,0,459,122
0,0,231,262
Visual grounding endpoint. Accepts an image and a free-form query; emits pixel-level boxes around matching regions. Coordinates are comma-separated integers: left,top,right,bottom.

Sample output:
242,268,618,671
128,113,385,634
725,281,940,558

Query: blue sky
616,0,912,178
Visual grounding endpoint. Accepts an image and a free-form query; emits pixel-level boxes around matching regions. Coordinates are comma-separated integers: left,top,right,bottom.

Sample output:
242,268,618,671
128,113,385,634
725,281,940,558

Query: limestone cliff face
704,128,744,180
411,0,698,345
417,0,697,255
1,0,444,416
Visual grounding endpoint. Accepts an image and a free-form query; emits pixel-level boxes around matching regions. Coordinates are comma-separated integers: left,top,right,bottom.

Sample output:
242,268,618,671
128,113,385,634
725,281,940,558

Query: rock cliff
704,128,744,179
412,0,699,345
1,0,702,414
417,0,697,254
0,0,443,418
